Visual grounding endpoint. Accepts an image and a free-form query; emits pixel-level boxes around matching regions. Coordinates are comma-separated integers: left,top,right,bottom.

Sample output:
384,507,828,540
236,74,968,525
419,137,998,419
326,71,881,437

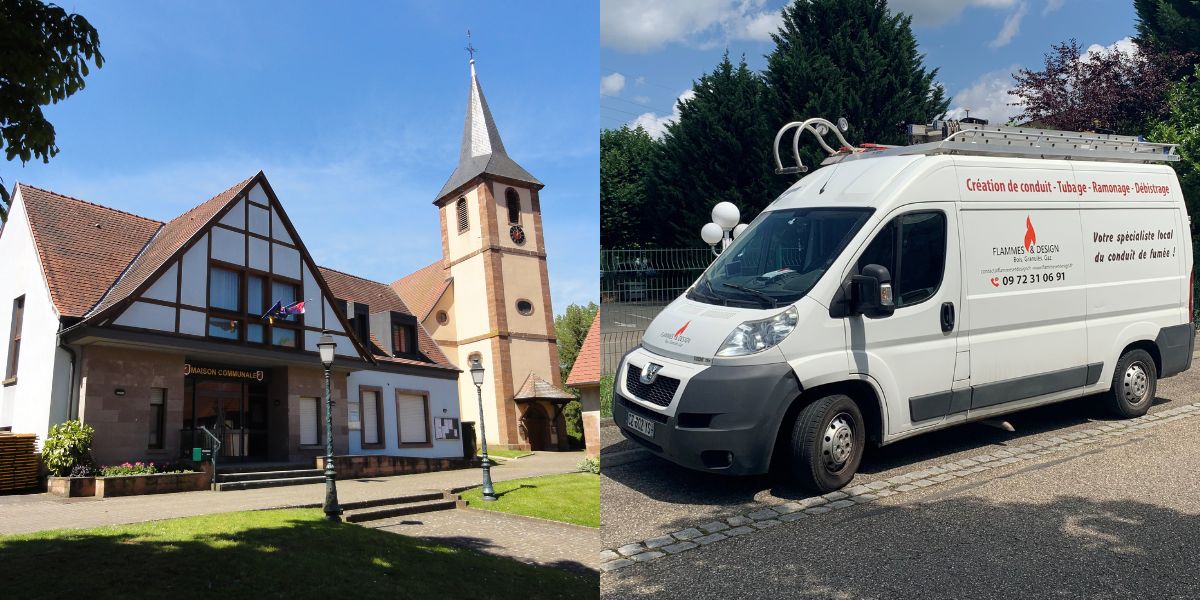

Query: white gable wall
0,190,73,445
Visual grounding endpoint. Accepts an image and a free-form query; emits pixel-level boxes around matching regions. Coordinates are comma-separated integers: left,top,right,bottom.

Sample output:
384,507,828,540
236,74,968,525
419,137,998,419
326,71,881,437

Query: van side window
857,211,946,308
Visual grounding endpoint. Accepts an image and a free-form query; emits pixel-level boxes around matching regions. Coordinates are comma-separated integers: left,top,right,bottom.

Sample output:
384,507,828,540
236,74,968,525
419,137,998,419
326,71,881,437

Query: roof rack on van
899,121,1180,163
775,118,1180,175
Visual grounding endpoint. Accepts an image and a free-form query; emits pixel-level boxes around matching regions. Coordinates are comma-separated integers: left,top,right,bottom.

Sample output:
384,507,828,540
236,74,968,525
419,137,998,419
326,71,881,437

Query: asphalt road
601,361,1200,598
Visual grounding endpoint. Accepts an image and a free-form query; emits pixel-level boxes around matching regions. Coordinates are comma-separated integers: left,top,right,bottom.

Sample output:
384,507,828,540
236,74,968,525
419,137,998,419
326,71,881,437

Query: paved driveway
601,363,1200,598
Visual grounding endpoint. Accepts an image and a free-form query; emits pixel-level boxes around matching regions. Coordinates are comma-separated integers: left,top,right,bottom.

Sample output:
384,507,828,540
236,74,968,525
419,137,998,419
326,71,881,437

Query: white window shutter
362,390,379,444
300,398,319,445
397,394,428,444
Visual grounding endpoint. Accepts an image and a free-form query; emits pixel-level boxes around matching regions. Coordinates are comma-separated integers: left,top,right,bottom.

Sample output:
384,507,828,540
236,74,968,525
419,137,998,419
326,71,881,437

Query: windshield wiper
721,283,777,308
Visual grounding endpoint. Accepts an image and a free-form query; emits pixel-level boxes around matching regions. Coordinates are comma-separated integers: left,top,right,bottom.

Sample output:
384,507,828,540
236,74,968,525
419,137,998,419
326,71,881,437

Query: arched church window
456,197,469,233
505,188,520,224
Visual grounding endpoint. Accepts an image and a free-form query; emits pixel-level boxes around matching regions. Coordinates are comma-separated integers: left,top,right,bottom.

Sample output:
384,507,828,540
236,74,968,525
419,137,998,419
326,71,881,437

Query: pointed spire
435,57,541,203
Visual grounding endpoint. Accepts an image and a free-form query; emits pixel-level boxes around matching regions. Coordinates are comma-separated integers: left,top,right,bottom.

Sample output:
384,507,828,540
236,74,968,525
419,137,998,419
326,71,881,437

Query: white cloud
633,95,651,104
944,65,1024,125
601,0,783,53
989,1,1028,48
1042,0,1065,15
1084,36,1137,59
889,0,1019,27
601,72,627,96
634,76,646,85
629,89,696,138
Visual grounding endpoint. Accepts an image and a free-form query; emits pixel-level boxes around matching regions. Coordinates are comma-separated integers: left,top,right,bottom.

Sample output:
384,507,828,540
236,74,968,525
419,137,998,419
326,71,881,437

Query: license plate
626,412,656,438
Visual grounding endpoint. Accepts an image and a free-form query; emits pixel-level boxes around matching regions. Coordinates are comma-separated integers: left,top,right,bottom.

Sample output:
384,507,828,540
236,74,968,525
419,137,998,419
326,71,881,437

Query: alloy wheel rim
822,412,854,470
1122,362,1150,405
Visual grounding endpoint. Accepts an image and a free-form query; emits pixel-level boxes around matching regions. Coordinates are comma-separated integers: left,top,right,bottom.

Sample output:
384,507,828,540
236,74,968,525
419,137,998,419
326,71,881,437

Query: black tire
789,394,865,493
1106,349,1157,418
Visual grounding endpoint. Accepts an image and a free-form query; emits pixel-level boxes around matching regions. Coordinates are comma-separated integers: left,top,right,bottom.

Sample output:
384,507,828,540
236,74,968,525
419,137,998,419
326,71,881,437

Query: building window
300,397,321,445
436,310,449,326
392,322,414,356
5,296,24,381
456,197,469,233
149,388,166,449
396,391,430,445
353,304,370,346
209,267,241,312
361,387,383,447
208,317,241,340
271,281,299,321
505,188,520,224
516,299,534,316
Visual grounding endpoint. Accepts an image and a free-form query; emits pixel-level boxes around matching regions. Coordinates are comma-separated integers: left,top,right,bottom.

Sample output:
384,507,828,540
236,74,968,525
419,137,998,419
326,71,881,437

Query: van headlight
716,306,799,357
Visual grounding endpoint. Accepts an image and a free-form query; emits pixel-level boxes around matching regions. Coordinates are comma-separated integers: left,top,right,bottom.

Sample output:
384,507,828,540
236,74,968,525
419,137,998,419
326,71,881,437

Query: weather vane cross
465,29,477,61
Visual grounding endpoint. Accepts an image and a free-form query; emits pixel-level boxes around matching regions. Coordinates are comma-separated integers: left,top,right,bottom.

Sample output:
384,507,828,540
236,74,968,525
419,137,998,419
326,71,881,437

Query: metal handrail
197,425,221,488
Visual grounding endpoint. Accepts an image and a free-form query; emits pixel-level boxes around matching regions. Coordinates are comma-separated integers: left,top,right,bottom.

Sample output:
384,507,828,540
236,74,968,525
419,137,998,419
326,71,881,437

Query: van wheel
789,394,865,493
1106,349,1157,418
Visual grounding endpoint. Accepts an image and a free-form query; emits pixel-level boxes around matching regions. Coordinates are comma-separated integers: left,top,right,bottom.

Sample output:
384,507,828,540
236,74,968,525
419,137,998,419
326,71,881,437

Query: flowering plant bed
95,470,209,498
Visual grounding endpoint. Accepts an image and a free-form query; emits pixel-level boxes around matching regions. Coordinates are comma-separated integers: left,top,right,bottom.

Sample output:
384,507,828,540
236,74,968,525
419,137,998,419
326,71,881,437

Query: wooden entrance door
523,403,551,451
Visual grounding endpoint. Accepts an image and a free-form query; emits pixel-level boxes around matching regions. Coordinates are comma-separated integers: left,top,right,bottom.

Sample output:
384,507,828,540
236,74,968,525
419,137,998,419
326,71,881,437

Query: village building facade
0,174,462,466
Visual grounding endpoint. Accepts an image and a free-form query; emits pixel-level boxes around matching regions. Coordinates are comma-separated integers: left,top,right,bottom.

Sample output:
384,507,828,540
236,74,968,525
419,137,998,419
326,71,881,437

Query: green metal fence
600,248,713,374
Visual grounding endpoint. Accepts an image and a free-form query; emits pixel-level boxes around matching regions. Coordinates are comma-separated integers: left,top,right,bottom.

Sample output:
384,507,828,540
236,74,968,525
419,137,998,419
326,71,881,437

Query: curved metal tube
773,118,856,174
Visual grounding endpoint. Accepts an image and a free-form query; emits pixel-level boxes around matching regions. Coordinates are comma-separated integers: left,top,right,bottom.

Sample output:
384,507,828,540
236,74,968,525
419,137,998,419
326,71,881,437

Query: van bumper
614,352,801,476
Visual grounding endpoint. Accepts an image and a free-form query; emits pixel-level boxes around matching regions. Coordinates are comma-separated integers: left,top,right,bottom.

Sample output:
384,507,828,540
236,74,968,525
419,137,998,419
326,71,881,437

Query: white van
615,118,1195,492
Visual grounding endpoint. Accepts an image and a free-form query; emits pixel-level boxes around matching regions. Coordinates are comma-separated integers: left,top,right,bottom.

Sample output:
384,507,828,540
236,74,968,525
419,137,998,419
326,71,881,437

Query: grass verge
461,472,600,528
0,508,596,598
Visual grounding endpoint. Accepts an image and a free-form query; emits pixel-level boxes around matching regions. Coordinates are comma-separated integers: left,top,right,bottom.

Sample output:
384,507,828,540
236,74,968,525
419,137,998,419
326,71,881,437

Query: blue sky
601,0,1139,135
6,1,599,312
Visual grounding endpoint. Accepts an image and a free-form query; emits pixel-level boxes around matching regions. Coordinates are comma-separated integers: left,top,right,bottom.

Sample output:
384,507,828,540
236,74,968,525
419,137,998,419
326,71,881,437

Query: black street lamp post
470,356,497,501
317,331,342,521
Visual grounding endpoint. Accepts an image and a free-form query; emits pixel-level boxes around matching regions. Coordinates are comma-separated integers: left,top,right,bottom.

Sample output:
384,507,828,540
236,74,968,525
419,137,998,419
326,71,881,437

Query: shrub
42,420,96,477
599,373,614,418
578,456,600,474
99,462,158,477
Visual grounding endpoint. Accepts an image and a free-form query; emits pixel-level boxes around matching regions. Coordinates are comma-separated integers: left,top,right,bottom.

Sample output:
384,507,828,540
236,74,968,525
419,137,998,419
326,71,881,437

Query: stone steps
342,492,463,523
214,475,326,491
217,469,324,483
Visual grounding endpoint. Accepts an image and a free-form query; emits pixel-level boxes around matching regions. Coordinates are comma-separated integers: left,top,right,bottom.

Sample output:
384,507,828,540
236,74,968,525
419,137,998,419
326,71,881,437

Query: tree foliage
600,125,659,248
0,0,103,221
1150,65,1200,226
1010,39,1176,135
1136,0,1200,57
648,53,782,248
765,0,949,172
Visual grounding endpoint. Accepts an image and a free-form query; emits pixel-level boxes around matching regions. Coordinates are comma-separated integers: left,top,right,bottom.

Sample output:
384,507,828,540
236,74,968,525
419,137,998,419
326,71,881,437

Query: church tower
396,56,571,451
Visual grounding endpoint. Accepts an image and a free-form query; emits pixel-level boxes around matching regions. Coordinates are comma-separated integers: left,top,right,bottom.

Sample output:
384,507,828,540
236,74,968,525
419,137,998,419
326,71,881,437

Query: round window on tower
516,299,534,316
436,311,449,325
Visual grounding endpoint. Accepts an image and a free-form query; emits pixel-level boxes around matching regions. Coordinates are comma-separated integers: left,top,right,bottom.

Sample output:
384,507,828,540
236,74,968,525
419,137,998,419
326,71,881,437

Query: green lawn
479,448,534,460
0,509,596,599
461,472,600,528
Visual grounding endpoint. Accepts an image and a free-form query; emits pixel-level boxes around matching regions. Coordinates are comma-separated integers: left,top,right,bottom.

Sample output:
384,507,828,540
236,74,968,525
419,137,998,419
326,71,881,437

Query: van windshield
689,207,874,308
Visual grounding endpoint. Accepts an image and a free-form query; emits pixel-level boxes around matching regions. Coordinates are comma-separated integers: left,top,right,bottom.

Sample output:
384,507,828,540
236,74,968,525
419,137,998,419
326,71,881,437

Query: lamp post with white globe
702,201,747,255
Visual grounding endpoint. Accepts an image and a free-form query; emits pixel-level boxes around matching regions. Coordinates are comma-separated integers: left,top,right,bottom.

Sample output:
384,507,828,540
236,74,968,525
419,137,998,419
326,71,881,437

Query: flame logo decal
674,321,691,338
1024,216,1036,251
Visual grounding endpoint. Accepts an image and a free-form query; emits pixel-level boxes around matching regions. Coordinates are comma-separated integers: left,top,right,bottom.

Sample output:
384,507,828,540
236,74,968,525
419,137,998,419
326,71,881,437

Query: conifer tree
600,125,660,248
764,0,948,176
648,53,782,247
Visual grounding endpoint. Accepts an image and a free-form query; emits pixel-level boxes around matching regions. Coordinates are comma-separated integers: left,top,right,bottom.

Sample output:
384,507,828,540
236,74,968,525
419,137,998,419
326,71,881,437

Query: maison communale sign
183,363,266,382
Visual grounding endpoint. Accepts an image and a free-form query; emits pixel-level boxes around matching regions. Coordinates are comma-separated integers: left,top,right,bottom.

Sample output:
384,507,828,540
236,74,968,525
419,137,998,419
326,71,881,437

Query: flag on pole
280,300,306,316
262,300,283,324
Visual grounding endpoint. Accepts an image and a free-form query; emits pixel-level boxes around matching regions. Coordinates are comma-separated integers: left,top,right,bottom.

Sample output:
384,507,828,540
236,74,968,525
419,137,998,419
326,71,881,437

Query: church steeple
434,58,542,203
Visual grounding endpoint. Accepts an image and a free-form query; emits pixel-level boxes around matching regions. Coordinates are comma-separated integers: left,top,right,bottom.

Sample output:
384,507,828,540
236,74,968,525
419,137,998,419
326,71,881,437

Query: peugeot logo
640,363,663,385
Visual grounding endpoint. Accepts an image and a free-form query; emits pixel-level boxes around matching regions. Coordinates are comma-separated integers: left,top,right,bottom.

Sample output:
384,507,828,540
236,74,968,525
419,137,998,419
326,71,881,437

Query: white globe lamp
711,202,740,230
701,222,724,246
732,223,749,239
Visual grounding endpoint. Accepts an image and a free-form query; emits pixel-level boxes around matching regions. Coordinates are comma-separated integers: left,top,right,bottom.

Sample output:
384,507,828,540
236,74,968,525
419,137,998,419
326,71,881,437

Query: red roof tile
319,266,455,370
391,261,450,321
566,310,601,386
84,175,257,320
17,184,162,318
514,372,574,401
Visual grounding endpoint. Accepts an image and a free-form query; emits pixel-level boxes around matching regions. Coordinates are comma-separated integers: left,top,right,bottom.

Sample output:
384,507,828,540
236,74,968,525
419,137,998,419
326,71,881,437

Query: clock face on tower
509,224,526,245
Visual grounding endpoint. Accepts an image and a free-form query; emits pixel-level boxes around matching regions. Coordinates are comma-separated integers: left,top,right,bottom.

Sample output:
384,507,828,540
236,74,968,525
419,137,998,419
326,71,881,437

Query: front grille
617,394,668,424
626,364,681,408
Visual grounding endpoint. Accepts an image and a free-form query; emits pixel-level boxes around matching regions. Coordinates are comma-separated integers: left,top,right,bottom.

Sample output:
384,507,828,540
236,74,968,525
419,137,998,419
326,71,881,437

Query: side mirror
849,264,895,318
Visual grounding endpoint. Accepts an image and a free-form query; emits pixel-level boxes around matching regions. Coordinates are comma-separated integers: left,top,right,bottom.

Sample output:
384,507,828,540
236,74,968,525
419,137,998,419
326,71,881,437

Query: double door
192,380,269,460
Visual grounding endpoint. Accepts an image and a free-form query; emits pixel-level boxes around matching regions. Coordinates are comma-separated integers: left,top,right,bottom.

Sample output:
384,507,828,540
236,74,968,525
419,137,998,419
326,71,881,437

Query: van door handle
940,302,955,332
